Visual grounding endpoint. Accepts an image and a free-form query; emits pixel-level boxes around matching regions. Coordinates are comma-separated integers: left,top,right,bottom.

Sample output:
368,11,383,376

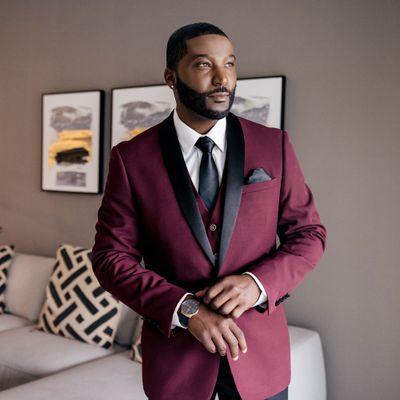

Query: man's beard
175,74,236,120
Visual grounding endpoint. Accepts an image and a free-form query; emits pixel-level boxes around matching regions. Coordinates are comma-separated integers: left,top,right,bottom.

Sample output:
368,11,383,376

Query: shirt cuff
171,292,194,329
242,272,268,308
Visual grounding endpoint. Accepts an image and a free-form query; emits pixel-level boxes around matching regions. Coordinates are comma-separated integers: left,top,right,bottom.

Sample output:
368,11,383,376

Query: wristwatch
178,295,200,328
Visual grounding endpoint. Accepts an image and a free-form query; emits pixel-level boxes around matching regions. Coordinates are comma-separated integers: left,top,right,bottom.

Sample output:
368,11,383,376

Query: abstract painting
41,90,104,193
231,76,285,129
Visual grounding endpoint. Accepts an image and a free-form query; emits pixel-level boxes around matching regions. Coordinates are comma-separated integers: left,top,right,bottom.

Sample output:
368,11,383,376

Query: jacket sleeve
247,130,327,315
91,146,187,338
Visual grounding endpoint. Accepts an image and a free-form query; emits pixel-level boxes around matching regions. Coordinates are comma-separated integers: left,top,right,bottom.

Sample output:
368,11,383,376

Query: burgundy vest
190,167,228,261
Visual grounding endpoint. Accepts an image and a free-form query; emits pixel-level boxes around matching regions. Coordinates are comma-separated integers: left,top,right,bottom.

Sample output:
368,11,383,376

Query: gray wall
1,1,399,399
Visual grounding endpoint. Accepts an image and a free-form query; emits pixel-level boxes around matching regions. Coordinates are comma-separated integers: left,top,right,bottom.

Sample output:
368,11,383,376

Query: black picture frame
41,90,105,194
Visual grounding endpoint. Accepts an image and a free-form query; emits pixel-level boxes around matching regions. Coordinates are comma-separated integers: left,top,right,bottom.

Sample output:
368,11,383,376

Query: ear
164,68,176,89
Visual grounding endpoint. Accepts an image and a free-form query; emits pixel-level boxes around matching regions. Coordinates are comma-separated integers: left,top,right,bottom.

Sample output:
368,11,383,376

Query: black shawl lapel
216,113,245,270
159,112,216,266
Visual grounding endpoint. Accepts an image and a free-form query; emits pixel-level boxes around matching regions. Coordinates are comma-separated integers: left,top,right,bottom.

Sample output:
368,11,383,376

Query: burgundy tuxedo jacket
92,112,327,400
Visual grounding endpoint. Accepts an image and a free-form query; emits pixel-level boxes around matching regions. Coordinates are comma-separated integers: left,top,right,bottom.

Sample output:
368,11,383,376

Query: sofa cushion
0,326,326,400
114,302,140,347
4,253,55,321
0,325,127,391
0,312,33,332
0,351,147,400
288,326,327,400
36,244,122,349
0,245,14,313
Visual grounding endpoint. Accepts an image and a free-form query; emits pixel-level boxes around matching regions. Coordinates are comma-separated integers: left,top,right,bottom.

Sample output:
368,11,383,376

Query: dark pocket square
244,167,272,184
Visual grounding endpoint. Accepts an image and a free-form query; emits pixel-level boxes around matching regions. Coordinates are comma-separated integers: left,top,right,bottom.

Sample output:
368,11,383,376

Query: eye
195,61,211,68
225,62,235,68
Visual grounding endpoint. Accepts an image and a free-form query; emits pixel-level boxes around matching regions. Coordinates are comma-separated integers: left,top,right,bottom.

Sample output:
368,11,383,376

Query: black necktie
195,137,219,212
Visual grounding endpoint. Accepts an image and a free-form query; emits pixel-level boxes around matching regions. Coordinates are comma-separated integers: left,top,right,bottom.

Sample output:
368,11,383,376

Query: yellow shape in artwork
48,130,93,168
127,127,146,140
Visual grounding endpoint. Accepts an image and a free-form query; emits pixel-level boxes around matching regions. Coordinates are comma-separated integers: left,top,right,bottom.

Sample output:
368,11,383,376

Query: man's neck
175,105,218,135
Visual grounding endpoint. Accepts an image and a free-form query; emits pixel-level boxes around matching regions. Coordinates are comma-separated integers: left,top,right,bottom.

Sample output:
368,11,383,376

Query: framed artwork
111,84,175,147
111,75,285,146
41,90,105,194
232,76,285,129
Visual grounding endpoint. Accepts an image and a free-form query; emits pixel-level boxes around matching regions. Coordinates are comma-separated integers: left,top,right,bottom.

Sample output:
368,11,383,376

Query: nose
212,66,228,87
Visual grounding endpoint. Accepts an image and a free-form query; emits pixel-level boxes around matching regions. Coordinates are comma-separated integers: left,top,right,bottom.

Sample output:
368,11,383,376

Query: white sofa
0,252,326,399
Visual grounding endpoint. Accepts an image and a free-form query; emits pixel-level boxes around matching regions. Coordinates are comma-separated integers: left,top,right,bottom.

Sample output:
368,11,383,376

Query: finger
218,299,239,316
209,289,232,311
222,329,239,360
203,283,224,305
197,331,217,354
229,305,246,319
211,334,227,357
229,321,247,353
195,287,208,298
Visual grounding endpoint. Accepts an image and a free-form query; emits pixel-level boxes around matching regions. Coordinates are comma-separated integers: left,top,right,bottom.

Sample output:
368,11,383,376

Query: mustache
207,86,231,96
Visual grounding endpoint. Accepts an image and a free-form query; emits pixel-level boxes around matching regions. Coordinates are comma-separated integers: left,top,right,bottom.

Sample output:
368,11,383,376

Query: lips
208,93,230,101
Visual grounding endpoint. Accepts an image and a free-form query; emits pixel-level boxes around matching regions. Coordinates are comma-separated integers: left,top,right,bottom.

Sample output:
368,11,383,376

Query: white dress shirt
171,109,268,329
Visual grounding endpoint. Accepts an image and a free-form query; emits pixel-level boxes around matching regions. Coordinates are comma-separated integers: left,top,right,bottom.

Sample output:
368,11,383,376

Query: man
92,22,327,400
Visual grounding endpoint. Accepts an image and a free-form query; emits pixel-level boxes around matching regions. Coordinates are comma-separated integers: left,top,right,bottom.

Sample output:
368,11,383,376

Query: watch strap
178,312,189,328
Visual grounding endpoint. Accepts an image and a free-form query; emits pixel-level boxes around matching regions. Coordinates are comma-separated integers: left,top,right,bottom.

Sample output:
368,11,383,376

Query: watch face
181,298,200,316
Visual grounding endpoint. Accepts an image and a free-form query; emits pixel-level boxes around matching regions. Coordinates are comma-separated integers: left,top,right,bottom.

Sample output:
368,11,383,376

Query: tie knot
195,137,215,154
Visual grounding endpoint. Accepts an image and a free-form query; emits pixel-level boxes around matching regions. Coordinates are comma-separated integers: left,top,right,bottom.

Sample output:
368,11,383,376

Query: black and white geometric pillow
0,245,15,314
36,244,122,349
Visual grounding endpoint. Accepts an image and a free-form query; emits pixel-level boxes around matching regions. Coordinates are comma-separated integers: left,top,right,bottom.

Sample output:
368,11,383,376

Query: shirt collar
173,109,227,156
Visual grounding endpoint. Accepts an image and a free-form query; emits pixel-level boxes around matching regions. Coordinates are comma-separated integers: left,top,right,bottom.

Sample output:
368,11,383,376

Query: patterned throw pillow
0,245,15,314
130,317,143,363
36,244,122,349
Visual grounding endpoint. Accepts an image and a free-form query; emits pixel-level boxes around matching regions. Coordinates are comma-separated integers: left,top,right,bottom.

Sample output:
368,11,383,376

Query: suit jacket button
209,223,217,231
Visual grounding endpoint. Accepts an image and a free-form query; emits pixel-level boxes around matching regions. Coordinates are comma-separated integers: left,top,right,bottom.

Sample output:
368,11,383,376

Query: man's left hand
195,275,261,319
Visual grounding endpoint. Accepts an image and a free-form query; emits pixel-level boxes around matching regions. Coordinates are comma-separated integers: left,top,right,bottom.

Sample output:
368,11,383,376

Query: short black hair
166,22,229,70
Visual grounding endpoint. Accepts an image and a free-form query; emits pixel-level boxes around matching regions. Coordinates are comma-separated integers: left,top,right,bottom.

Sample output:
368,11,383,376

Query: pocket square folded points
244,167,272,184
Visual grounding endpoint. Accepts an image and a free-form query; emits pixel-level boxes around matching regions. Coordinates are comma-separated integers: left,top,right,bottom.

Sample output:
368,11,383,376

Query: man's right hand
187,303,247,360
